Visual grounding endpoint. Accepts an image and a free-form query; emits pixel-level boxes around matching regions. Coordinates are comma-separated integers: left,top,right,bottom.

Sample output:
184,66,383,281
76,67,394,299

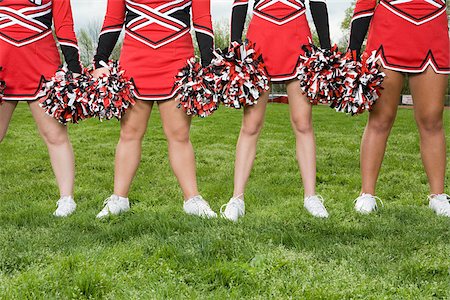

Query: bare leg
0,101,17,142
360,68,404,195
158,99,198,200
233,91,270,198
286,80,316,197
409,67,448,194
28,101,74,197
114,100,153,197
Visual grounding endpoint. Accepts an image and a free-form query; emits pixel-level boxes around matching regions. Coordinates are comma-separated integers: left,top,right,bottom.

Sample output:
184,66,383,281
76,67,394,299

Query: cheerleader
220,0,332,221
0,0,82,217
349,0,450,216
93,0,217,218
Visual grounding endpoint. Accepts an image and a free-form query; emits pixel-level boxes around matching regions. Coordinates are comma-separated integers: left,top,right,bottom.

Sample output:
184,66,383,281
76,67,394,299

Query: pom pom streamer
332,51,385,115
297,43,343,105
175,57,219,118
0,66,6,105
214,41,270,109
87,61,136,121
39,67,91,125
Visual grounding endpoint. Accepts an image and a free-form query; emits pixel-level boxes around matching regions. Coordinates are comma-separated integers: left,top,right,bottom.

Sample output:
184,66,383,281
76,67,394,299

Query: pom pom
332,51,385,115
38,67,91,125
297,43,343,105
0,66,6,105
214,41,270,109
87,61,136,121
175,57,219,118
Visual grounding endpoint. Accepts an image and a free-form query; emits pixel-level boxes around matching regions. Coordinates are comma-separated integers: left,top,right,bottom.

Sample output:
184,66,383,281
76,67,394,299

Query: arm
309,0,331,49
52,0,82,73
230,0,249,43
93,0,126,68
348,0,377,55
192,0,215,66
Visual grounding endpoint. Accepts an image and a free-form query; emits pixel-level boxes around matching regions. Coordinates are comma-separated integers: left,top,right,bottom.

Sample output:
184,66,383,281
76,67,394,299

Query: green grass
0,103,449,299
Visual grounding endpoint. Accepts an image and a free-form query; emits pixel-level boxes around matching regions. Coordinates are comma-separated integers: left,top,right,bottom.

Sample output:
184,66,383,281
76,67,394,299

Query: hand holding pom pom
214,41,270,109
38,67,91,125
87,61,135,121
332,51,385,115
175,57,219,118
297,43,343,105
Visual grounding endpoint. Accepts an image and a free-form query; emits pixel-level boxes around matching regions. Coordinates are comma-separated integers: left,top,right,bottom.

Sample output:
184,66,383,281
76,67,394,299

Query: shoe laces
56,196,72,207
305,195,326,208
428,194,450,203
354,194,384,208
191,196,211,212
220,198,244,216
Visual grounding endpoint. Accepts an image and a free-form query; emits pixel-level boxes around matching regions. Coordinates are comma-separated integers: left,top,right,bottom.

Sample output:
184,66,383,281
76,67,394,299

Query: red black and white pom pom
0,66,6,105
297,43,343,105
175,57,219,118
39,67,91,125
332,51,385,115
87,61,135,121
215,41,270,109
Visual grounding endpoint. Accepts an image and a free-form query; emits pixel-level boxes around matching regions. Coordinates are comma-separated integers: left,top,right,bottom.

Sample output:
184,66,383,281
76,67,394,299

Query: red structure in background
269,95,289,104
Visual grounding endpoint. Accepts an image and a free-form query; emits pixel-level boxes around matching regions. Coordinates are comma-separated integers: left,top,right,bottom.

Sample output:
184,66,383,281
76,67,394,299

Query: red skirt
366,0,450,74
0,33,60,101
120,30,195,101
246,13,312,82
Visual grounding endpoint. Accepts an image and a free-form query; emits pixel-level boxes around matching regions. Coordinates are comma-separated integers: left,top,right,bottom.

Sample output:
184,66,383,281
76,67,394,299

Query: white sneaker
53,196,76,217
183,195,217,218
354,193,382,214
304,195,329,218
96,194,130,219
220,197,245,222
428,194,450,217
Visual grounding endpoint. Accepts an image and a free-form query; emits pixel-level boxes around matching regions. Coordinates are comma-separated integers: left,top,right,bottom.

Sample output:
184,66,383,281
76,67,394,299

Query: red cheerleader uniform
231,0,332,82
0,0,82,101
94,0,214,101
349,0,450,74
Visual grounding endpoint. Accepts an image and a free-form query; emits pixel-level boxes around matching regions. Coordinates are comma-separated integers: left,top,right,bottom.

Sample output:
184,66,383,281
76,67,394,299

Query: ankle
113,194,128,201
232,193,244,201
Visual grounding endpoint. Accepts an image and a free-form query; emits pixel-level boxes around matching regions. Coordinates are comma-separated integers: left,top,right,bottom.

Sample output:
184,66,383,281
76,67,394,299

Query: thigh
120,99,154,136
0,101,18,133
368,67,405,120
28,100,68,137
409,67,448,120
286,80,312,121
157,99,191,136
242,90,270,127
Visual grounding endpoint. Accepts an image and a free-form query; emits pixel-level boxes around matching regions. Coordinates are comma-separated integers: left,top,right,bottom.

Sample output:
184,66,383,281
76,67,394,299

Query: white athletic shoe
96,194,130,219
183,195,217,218
428,194,450,217
53,196,76,217
354,193,382,214
304,195,329,218
220,197,245,222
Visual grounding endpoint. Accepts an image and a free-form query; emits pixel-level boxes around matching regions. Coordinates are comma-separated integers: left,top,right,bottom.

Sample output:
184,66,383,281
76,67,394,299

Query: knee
416,115,443,134
120,125,146,143
291,117,313,135
41,131,69,146
241,122,263,137
165,126,190,144
367,115,396,134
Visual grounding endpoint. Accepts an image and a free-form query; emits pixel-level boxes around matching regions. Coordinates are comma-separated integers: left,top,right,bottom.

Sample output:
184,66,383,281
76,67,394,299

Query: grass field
0,103,449,299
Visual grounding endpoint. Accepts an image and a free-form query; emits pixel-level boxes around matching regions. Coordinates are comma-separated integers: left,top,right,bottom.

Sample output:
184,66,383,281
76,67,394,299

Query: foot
304,195,329,218
96,194,130,219
53,196,76,217
220,197,245,222
183,195,217,218
354,193,382,214
428,194,450,217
